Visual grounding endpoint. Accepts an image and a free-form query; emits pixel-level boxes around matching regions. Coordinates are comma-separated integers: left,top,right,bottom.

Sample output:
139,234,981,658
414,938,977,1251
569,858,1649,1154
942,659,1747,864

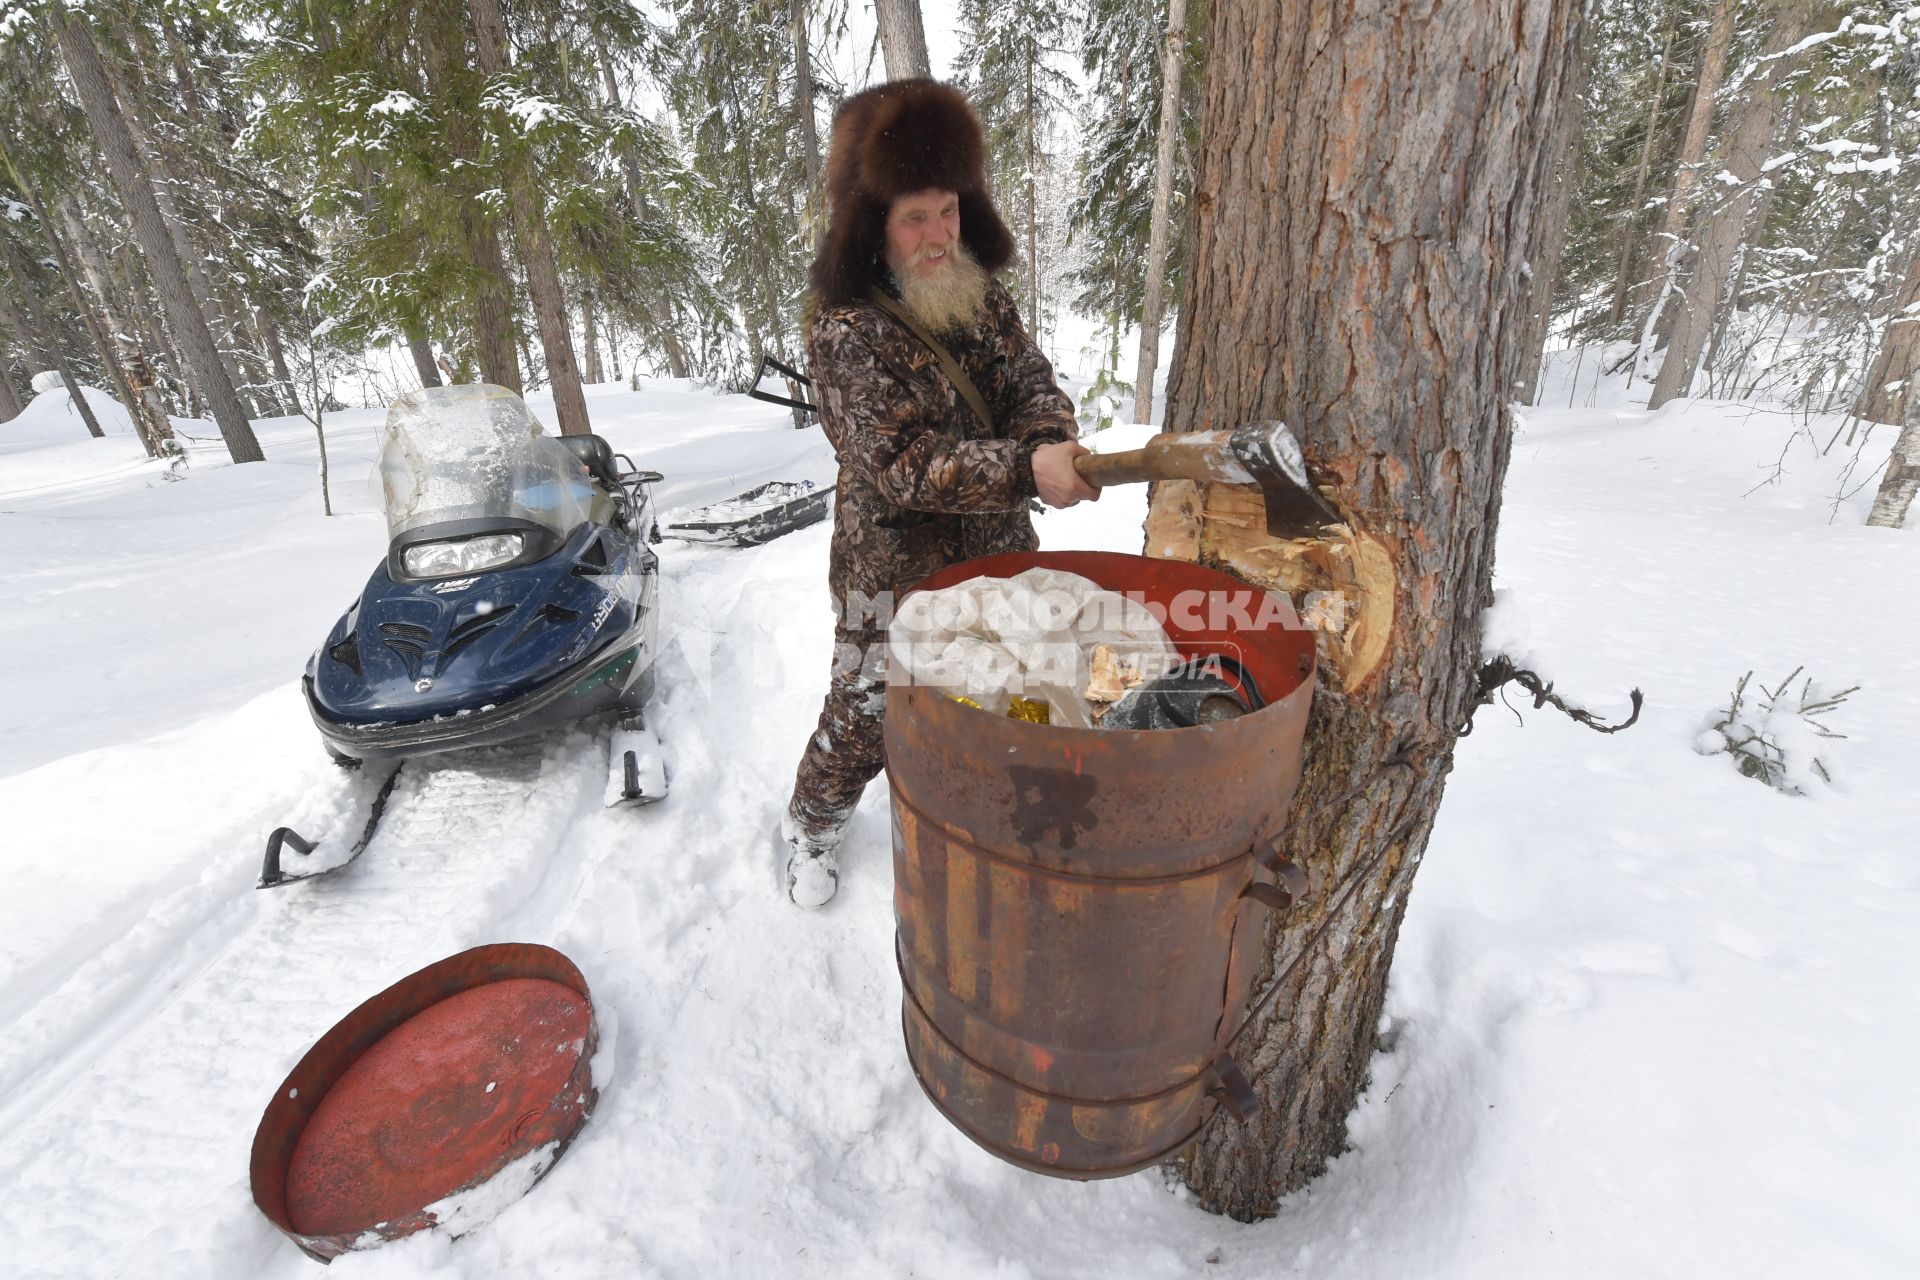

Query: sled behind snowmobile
661,479,831,547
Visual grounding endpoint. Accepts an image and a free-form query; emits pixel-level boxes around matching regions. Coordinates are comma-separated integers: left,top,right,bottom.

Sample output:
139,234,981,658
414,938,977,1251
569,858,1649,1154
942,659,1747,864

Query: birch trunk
1649,10,1804,410
875,0,932,80
470,0,591,436
1866,413,1920,529
52,8,262,461
1131,0,1189,426
1147,0,1582,1218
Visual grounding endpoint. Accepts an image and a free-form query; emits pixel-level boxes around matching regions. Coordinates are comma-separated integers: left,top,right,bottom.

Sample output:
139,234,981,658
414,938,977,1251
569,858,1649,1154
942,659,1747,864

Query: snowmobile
261,384,668,889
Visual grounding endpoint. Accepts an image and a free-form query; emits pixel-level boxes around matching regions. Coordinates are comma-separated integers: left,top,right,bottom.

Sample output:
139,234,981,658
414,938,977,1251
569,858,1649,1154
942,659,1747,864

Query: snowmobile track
0,729,607,1276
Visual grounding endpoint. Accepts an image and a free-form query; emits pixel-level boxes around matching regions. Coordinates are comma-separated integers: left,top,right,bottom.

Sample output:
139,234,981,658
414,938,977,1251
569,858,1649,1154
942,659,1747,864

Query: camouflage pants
788,626,890,836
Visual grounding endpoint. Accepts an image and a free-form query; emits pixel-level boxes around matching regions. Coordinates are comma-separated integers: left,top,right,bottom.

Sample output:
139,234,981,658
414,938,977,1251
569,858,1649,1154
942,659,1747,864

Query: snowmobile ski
258,763,404,890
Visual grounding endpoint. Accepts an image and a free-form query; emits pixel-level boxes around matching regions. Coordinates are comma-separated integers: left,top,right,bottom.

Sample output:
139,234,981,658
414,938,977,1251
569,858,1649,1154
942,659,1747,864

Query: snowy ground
1,359,1915,1279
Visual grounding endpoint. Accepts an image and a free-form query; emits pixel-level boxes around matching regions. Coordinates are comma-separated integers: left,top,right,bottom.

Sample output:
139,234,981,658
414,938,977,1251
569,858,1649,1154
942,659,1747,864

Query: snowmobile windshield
377,384,596,544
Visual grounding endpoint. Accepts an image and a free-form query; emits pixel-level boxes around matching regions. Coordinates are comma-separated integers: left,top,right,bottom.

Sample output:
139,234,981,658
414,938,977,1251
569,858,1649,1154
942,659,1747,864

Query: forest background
1,0,1917,524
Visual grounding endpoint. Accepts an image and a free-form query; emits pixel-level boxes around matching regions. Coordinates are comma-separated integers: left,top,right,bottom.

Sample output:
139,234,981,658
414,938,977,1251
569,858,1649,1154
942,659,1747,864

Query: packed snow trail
0,730,615,1276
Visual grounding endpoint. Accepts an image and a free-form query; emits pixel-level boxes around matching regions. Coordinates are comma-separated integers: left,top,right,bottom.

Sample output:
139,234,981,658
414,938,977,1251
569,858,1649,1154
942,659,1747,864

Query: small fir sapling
1697,667,1859,794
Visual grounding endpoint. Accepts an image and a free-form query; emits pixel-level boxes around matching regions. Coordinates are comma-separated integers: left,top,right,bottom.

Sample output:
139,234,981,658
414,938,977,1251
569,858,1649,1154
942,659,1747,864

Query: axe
1072,420,1344,539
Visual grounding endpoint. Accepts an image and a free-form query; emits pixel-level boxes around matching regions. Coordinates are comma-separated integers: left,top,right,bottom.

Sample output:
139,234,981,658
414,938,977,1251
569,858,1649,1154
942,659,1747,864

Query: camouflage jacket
808,277,1077,614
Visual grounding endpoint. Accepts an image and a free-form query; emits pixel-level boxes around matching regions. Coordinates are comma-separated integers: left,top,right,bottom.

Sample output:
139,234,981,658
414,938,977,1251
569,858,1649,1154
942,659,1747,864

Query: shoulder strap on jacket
865,286,998,435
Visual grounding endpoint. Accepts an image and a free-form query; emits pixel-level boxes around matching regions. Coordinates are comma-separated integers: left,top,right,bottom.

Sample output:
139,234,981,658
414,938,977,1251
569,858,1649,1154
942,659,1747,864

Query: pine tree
955,0,1076,334
667,0,817,386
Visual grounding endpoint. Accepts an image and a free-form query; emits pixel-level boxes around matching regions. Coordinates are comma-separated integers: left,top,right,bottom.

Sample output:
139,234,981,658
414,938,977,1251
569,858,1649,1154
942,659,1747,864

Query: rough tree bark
0,232,107,439
469,0,591,436
1143,0,1583,1219
1855,246,1920,428
1606,0,1678,331
52,7,262,462
1641,0,1738,336
1649,10,1805,410
876,0,932,80
1130,0,1189,426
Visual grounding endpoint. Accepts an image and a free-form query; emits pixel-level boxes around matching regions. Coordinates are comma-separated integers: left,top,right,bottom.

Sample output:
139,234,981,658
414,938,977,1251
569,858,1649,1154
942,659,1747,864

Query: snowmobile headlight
403,532,525,578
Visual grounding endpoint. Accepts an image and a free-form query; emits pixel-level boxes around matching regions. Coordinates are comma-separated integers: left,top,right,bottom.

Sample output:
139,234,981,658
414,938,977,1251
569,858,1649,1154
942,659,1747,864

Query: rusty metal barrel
886,549,1315,1178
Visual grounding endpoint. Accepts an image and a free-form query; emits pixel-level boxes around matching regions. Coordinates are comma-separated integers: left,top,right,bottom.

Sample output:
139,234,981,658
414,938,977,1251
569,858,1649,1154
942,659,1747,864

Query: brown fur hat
810,79,1015,306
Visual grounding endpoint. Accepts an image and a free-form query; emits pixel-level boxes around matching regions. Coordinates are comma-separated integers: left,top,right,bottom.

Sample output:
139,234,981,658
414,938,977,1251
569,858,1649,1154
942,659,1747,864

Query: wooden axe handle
1074,433,1241,487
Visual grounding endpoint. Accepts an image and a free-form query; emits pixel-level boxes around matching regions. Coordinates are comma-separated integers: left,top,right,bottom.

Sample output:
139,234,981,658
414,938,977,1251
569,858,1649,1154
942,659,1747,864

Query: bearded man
780,79,1099,907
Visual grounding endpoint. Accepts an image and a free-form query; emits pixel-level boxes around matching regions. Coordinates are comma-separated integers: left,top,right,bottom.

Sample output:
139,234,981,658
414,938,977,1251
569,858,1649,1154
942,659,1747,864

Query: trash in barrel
886,550,1315,1178
250,942,599,1262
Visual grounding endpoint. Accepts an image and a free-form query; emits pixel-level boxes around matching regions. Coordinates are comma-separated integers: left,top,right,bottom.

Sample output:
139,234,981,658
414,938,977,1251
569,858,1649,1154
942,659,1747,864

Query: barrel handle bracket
1210,1054,1262,1122
1244,838,1310,915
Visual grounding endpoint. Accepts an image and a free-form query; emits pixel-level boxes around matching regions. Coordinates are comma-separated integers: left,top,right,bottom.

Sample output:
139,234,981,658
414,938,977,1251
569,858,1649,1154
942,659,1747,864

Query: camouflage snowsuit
787,278,1078,835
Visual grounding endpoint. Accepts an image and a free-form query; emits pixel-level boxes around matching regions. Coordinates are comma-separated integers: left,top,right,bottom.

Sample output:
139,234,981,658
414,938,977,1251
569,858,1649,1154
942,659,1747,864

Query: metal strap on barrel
1241,836,1310,913
1208,837,1311,1123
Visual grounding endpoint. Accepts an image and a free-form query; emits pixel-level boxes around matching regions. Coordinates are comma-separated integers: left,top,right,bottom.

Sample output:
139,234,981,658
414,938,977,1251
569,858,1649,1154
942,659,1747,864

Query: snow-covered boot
782,808,848,909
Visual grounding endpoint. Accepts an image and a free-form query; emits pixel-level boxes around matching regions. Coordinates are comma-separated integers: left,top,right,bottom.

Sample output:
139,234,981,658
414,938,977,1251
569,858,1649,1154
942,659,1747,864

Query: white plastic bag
887,568,1177,727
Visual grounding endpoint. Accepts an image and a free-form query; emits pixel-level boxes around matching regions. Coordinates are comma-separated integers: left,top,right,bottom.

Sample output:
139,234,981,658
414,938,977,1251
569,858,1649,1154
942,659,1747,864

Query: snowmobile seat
560,434,621,492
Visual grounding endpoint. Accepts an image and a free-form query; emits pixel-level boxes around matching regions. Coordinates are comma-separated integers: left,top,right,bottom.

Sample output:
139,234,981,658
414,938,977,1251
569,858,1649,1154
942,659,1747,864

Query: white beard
893,242,990,335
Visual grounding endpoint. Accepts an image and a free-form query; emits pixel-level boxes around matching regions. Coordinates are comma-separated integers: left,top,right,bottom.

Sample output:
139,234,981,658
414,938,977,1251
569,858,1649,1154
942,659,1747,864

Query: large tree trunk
469,0,591,436
1855,246,1920,427
1606,2,1678,331
1639,0,1737,344
1145,0,1583,1219
0,233,107,439
1131,0,1189,426
875,0,932,80
52,8,262,462
1649,10,1804,411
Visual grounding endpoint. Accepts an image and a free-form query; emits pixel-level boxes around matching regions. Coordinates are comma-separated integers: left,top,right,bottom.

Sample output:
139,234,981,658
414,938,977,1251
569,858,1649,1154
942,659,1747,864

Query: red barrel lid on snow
249,943,598,1262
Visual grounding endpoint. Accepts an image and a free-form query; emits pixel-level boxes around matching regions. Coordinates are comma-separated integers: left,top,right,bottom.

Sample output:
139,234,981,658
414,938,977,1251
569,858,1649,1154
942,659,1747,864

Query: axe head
1227,420,1346,539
